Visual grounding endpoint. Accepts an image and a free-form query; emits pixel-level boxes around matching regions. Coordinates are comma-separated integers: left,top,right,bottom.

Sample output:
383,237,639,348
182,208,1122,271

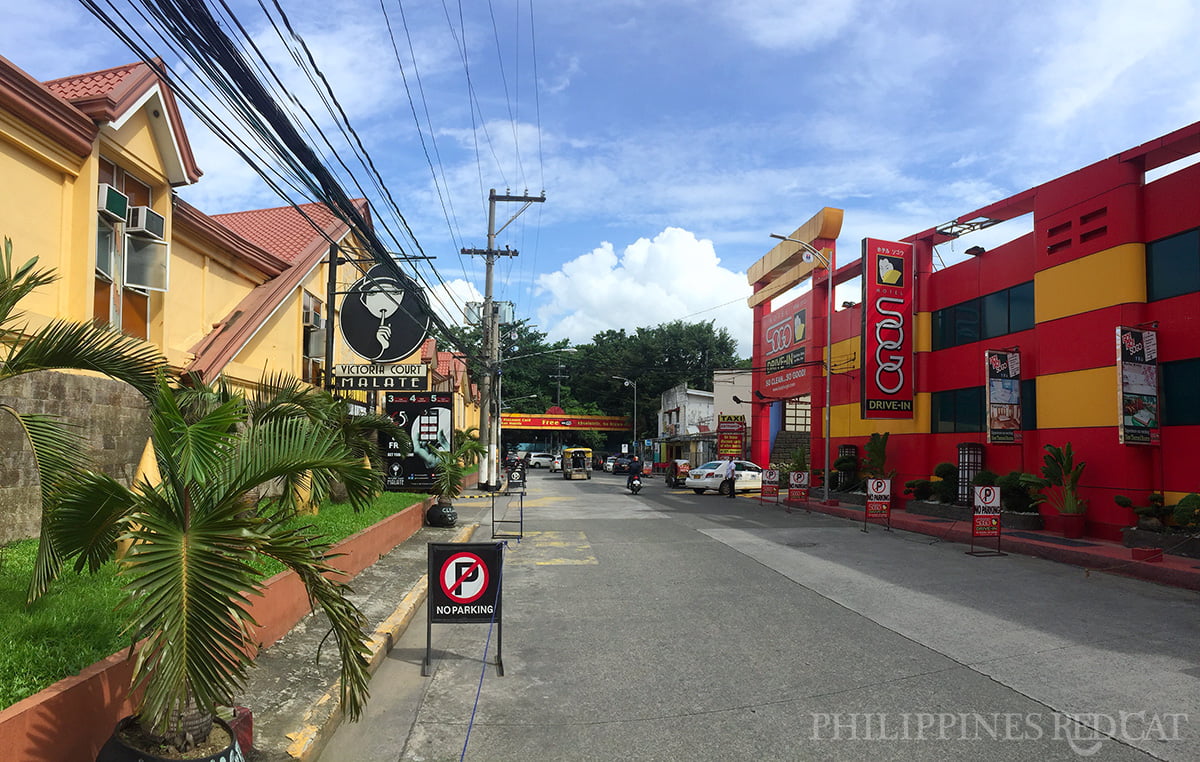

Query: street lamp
612,376,638,460
769,233,835,503
491,346,576,488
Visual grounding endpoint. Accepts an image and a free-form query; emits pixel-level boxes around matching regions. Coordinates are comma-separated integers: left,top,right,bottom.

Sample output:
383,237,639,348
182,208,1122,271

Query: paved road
321,470,1200,761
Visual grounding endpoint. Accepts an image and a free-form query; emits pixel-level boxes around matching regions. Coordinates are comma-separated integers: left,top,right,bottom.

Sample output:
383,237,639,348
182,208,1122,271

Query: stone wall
0,371,151,544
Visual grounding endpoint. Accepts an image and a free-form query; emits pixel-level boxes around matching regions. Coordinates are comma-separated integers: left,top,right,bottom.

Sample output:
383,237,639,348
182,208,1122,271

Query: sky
5,0,1200,358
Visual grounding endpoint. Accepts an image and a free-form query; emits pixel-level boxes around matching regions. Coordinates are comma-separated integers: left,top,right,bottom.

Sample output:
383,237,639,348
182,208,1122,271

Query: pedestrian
720,455,737,498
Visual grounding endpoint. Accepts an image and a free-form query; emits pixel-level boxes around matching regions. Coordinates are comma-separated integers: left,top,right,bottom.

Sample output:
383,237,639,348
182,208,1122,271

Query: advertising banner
380,392,454,490
787,471,810,502
1117,327,1160,445
762,469,779,499
973,485,1002,538
717,414,746,458
761,295,813,399
499,413,628,431
861,238,915,419
866,478,891,519
986,350,1022,444
340,264,431,364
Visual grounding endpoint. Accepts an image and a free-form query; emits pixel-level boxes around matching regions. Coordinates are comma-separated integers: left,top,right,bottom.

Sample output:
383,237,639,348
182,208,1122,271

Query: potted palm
427,432,487,527
49,378,379,759
1021,442,1087,538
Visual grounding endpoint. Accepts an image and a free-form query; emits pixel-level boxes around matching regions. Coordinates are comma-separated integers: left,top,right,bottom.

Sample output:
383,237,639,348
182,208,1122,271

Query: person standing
720,455,737,498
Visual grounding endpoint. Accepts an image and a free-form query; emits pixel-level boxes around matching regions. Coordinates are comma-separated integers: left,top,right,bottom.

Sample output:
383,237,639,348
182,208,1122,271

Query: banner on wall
1117,326,1160,445
860,238,915,419
986,350,1022,444
761,295,813,399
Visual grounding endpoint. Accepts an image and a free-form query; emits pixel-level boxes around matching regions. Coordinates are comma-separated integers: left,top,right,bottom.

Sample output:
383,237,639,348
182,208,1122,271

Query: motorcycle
628,474,642,495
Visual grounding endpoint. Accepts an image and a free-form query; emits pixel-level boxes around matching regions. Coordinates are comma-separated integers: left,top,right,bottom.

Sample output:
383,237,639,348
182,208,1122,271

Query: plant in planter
974,470,1045,530
860,432,895,479
1021,442,1087,537
49,379,378,758
931,462,958,504
832,454,861,492
1174,493,1200,531
903,478,934,501
1115,493,1169,531
427,433,487,527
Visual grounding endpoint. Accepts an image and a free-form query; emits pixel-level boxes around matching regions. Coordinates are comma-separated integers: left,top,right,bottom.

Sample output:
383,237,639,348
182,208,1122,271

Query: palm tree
428,436,487,526
0,237,163,603
50,377,378,753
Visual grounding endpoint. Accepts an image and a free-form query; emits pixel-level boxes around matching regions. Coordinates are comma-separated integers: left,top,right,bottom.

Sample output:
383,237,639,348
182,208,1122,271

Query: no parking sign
426,542,506,675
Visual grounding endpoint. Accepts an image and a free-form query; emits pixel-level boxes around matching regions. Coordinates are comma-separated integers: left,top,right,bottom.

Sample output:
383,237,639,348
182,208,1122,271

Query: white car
684,460,763,495
603,456,617,473
526,452,554,468
549,455,562,472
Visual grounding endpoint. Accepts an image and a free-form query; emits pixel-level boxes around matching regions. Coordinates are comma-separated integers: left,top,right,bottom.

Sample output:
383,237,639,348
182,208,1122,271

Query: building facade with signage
749,120,1200,542
656,384,716,465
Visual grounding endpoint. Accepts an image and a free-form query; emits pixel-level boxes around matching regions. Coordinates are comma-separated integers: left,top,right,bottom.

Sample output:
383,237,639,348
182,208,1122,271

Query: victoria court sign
861,238,914,419
425,542,506,676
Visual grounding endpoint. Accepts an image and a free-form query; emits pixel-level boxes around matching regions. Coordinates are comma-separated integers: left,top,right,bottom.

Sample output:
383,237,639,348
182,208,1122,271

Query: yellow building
0,55,478,539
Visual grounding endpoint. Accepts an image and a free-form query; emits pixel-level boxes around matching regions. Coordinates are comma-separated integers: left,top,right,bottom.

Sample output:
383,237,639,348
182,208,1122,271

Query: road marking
506,530,598,566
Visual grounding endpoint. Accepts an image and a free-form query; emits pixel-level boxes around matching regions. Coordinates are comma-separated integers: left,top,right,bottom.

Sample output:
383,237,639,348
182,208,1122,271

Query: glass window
124,236,169,291
981,290,1009,339
96,219,116,280
1008,282,1035,333
956,386,984,432
1020,378,1037,430
931,387,985,433
1147,229,1200,302
931,308,948,351
1162,358,1200,426
953,299,981,346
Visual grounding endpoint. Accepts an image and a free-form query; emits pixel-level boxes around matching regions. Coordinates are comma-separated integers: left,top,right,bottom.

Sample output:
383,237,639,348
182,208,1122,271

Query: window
931,386,984,433
1147,229,1200,302
1020,378,1037,430
302,291,325,385
1162,358,1200,426
95,158,167,338
932,282,1034,351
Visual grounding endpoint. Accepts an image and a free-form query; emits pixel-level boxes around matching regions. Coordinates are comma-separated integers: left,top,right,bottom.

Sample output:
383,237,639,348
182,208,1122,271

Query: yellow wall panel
1037,367,1118,429
914,311,931,353
1034,243,1146,324
832,393,930,438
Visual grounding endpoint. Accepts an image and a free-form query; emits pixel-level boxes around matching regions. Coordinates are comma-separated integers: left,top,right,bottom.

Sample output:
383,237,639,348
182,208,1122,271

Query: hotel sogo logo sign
861,238,914,419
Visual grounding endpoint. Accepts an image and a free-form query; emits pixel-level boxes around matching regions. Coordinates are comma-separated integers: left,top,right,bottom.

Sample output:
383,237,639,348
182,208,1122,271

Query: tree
50,378,378,753
0,237,164,603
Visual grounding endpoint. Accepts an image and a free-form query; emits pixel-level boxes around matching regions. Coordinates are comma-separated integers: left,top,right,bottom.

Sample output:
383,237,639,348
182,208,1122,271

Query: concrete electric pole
465,188,545,490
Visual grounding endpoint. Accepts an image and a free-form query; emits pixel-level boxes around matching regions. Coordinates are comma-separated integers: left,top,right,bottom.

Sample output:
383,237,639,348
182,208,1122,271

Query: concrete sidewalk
240,490,1200,760
767,493,1200,592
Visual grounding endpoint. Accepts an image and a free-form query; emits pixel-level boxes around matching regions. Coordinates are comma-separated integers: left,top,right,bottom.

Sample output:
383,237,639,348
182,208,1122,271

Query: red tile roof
213,203,342,264
43,62,141,101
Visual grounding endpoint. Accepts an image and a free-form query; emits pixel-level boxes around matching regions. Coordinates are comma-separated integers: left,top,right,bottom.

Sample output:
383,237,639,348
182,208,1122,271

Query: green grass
0,491,426,709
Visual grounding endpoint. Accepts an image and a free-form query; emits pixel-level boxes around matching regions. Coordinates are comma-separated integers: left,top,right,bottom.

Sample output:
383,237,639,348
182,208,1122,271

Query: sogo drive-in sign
861,238,915,419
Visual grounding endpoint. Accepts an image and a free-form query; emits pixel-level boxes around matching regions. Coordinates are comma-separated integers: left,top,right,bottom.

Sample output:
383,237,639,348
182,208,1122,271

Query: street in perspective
321,470,1200,761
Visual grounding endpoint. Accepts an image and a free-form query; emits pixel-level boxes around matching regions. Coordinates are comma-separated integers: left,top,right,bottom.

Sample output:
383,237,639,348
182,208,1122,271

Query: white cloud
536,228,754,355
723,0,861,51
424,278,483,329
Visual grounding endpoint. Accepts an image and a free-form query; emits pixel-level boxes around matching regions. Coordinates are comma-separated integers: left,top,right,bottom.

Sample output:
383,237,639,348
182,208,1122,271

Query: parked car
549,454,562,472
684,460,763,495
665,459,692,488
603,456,617,473
612,457,632,474
527,452,554,468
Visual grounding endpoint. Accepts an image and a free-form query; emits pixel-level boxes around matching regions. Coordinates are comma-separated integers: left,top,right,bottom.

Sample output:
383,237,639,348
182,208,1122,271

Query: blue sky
5,0,1200,356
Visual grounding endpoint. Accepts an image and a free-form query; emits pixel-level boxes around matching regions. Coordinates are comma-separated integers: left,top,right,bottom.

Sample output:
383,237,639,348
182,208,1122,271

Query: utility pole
465,188,546,490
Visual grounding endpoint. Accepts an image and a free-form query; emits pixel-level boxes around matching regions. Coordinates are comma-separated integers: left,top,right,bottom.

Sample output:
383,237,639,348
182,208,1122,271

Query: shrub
973,469,998,487
997,471,1038,513
1174,493,1200,530
932,462,958,504
904,479,934,501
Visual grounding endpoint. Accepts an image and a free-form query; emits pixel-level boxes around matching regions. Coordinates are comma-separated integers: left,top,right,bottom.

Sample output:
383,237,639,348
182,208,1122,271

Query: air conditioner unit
126,206,165,239
98,183,129,222
305,328,327,358
302,306,324,328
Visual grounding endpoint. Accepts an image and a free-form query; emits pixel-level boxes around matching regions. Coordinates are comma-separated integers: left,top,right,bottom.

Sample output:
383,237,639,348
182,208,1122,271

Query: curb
284,522,480,762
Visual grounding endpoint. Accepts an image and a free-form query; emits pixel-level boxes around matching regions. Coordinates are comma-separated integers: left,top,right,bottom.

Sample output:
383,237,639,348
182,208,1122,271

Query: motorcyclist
626,455,642,489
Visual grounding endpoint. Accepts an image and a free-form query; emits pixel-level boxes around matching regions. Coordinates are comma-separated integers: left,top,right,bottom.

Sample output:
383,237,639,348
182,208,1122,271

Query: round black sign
340,264,432,363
